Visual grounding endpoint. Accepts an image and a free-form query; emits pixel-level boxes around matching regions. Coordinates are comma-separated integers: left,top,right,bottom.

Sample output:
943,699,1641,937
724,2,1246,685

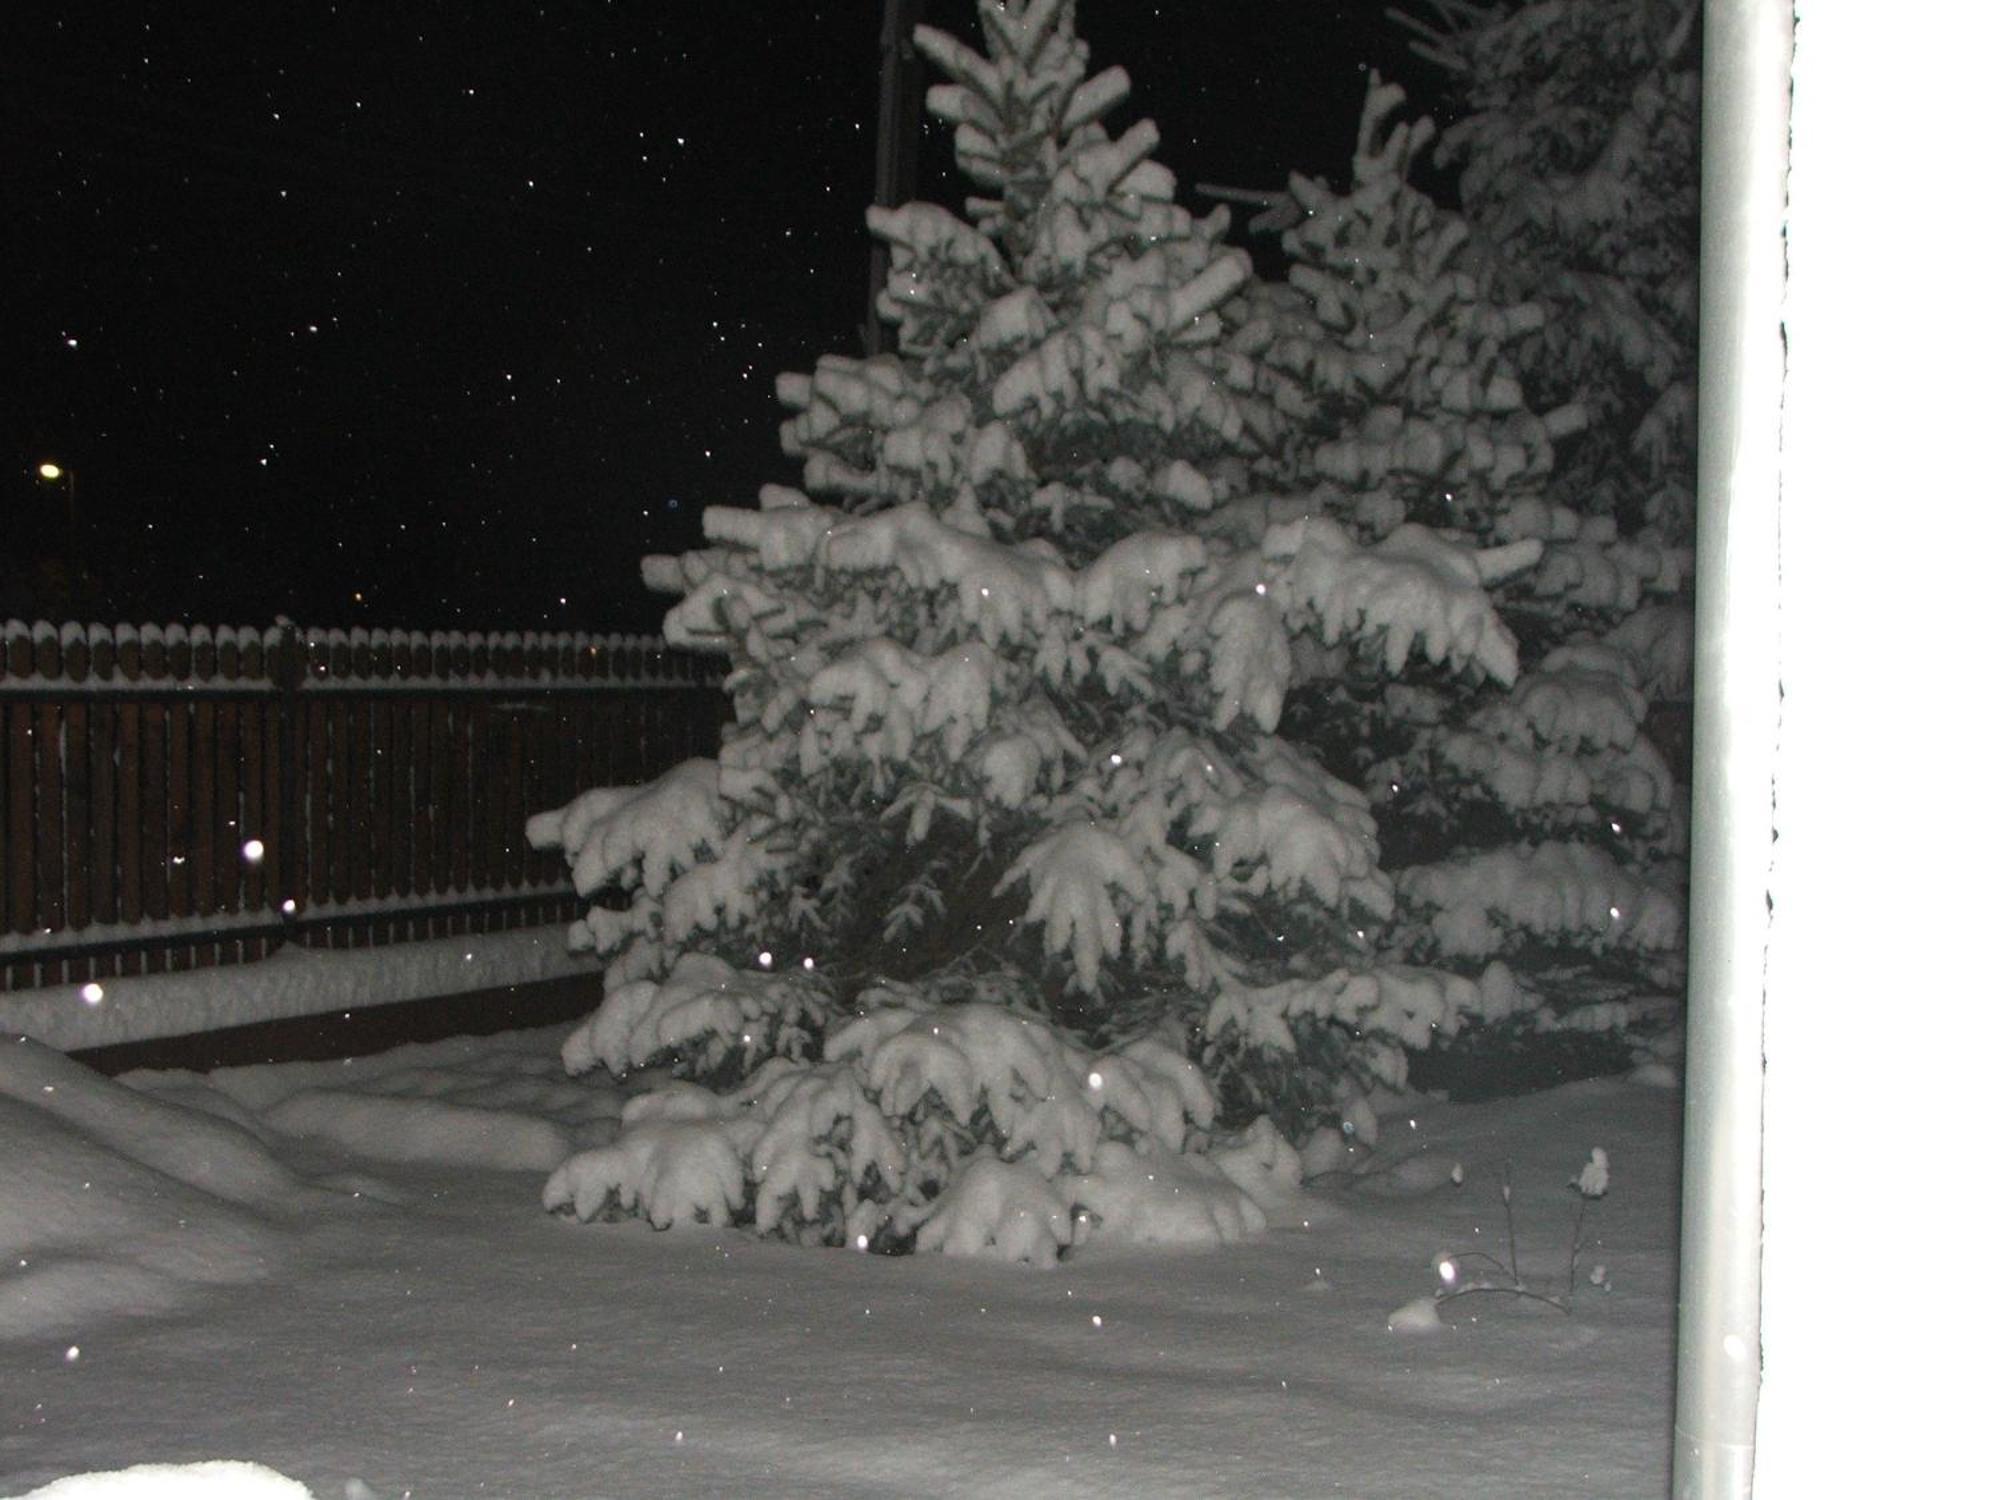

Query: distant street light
34,460,81,572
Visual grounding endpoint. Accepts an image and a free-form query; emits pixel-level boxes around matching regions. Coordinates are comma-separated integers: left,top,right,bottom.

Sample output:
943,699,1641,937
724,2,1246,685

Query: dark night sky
4,1,1447,634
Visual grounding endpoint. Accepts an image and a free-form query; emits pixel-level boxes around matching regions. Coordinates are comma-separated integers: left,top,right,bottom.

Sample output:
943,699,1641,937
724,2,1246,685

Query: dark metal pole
865,0,928,356
64,469,80,576
1672,2,1792,1494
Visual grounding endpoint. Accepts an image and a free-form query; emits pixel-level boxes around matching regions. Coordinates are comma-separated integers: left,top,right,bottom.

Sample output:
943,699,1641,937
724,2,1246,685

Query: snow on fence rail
0,618,727,992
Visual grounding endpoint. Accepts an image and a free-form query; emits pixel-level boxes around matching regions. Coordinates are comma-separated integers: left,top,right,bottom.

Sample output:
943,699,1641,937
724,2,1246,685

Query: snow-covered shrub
532,2,1548,1256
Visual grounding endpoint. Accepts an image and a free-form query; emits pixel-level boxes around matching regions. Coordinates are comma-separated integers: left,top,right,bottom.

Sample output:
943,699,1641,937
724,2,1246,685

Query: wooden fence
0,620,728,990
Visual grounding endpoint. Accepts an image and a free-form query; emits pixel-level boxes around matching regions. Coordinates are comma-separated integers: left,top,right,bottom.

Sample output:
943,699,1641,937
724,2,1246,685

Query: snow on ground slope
1,1026,1679,1498
0,1038,322,1343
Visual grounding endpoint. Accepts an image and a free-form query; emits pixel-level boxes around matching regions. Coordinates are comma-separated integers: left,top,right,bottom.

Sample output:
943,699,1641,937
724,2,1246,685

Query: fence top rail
1,618,724,691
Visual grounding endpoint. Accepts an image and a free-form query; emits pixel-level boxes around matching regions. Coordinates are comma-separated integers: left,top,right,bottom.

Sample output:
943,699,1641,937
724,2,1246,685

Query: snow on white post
529,0,1533,1260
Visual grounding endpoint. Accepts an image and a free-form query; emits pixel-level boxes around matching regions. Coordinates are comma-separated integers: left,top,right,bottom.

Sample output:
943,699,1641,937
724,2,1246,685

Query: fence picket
307,696,329,907
192,701,217,923
88,700,116,927
411,696,433,898
167,699,192,934
6,703,32,935
139,696,168,929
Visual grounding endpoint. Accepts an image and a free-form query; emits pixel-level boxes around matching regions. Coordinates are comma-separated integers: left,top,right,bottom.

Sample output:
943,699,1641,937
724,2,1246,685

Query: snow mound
1627,1060,1680,1089
1345,1151,1464,1198
1387,1295,1445,1334
0,1037,307,1208
1070,1142,1267,1250
264,1089,574,1173
0,1038,302,1341
155,1026,630,1176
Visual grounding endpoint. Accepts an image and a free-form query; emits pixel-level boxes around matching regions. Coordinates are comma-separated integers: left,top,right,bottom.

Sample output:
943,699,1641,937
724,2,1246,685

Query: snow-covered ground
1,1024,1677,1498
0,927,593,1054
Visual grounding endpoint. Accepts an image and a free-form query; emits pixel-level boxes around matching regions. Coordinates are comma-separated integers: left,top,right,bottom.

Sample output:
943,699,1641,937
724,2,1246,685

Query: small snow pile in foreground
13,1460,316,1498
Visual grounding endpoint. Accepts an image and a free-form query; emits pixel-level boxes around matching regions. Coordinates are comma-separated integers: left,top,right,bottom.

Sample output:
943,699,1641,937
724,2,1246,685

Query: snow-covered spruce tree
1396,0,1703,804
1394,0,1701,544
1221,73,1688,1086
530,0,1540,1263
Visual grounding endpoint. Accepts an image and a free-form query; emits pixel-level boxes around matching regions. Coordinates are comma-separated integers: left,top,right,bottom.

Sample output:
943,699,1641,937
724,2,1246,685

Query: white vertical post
1758,1,1996,1489
1672,2,1791,1495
